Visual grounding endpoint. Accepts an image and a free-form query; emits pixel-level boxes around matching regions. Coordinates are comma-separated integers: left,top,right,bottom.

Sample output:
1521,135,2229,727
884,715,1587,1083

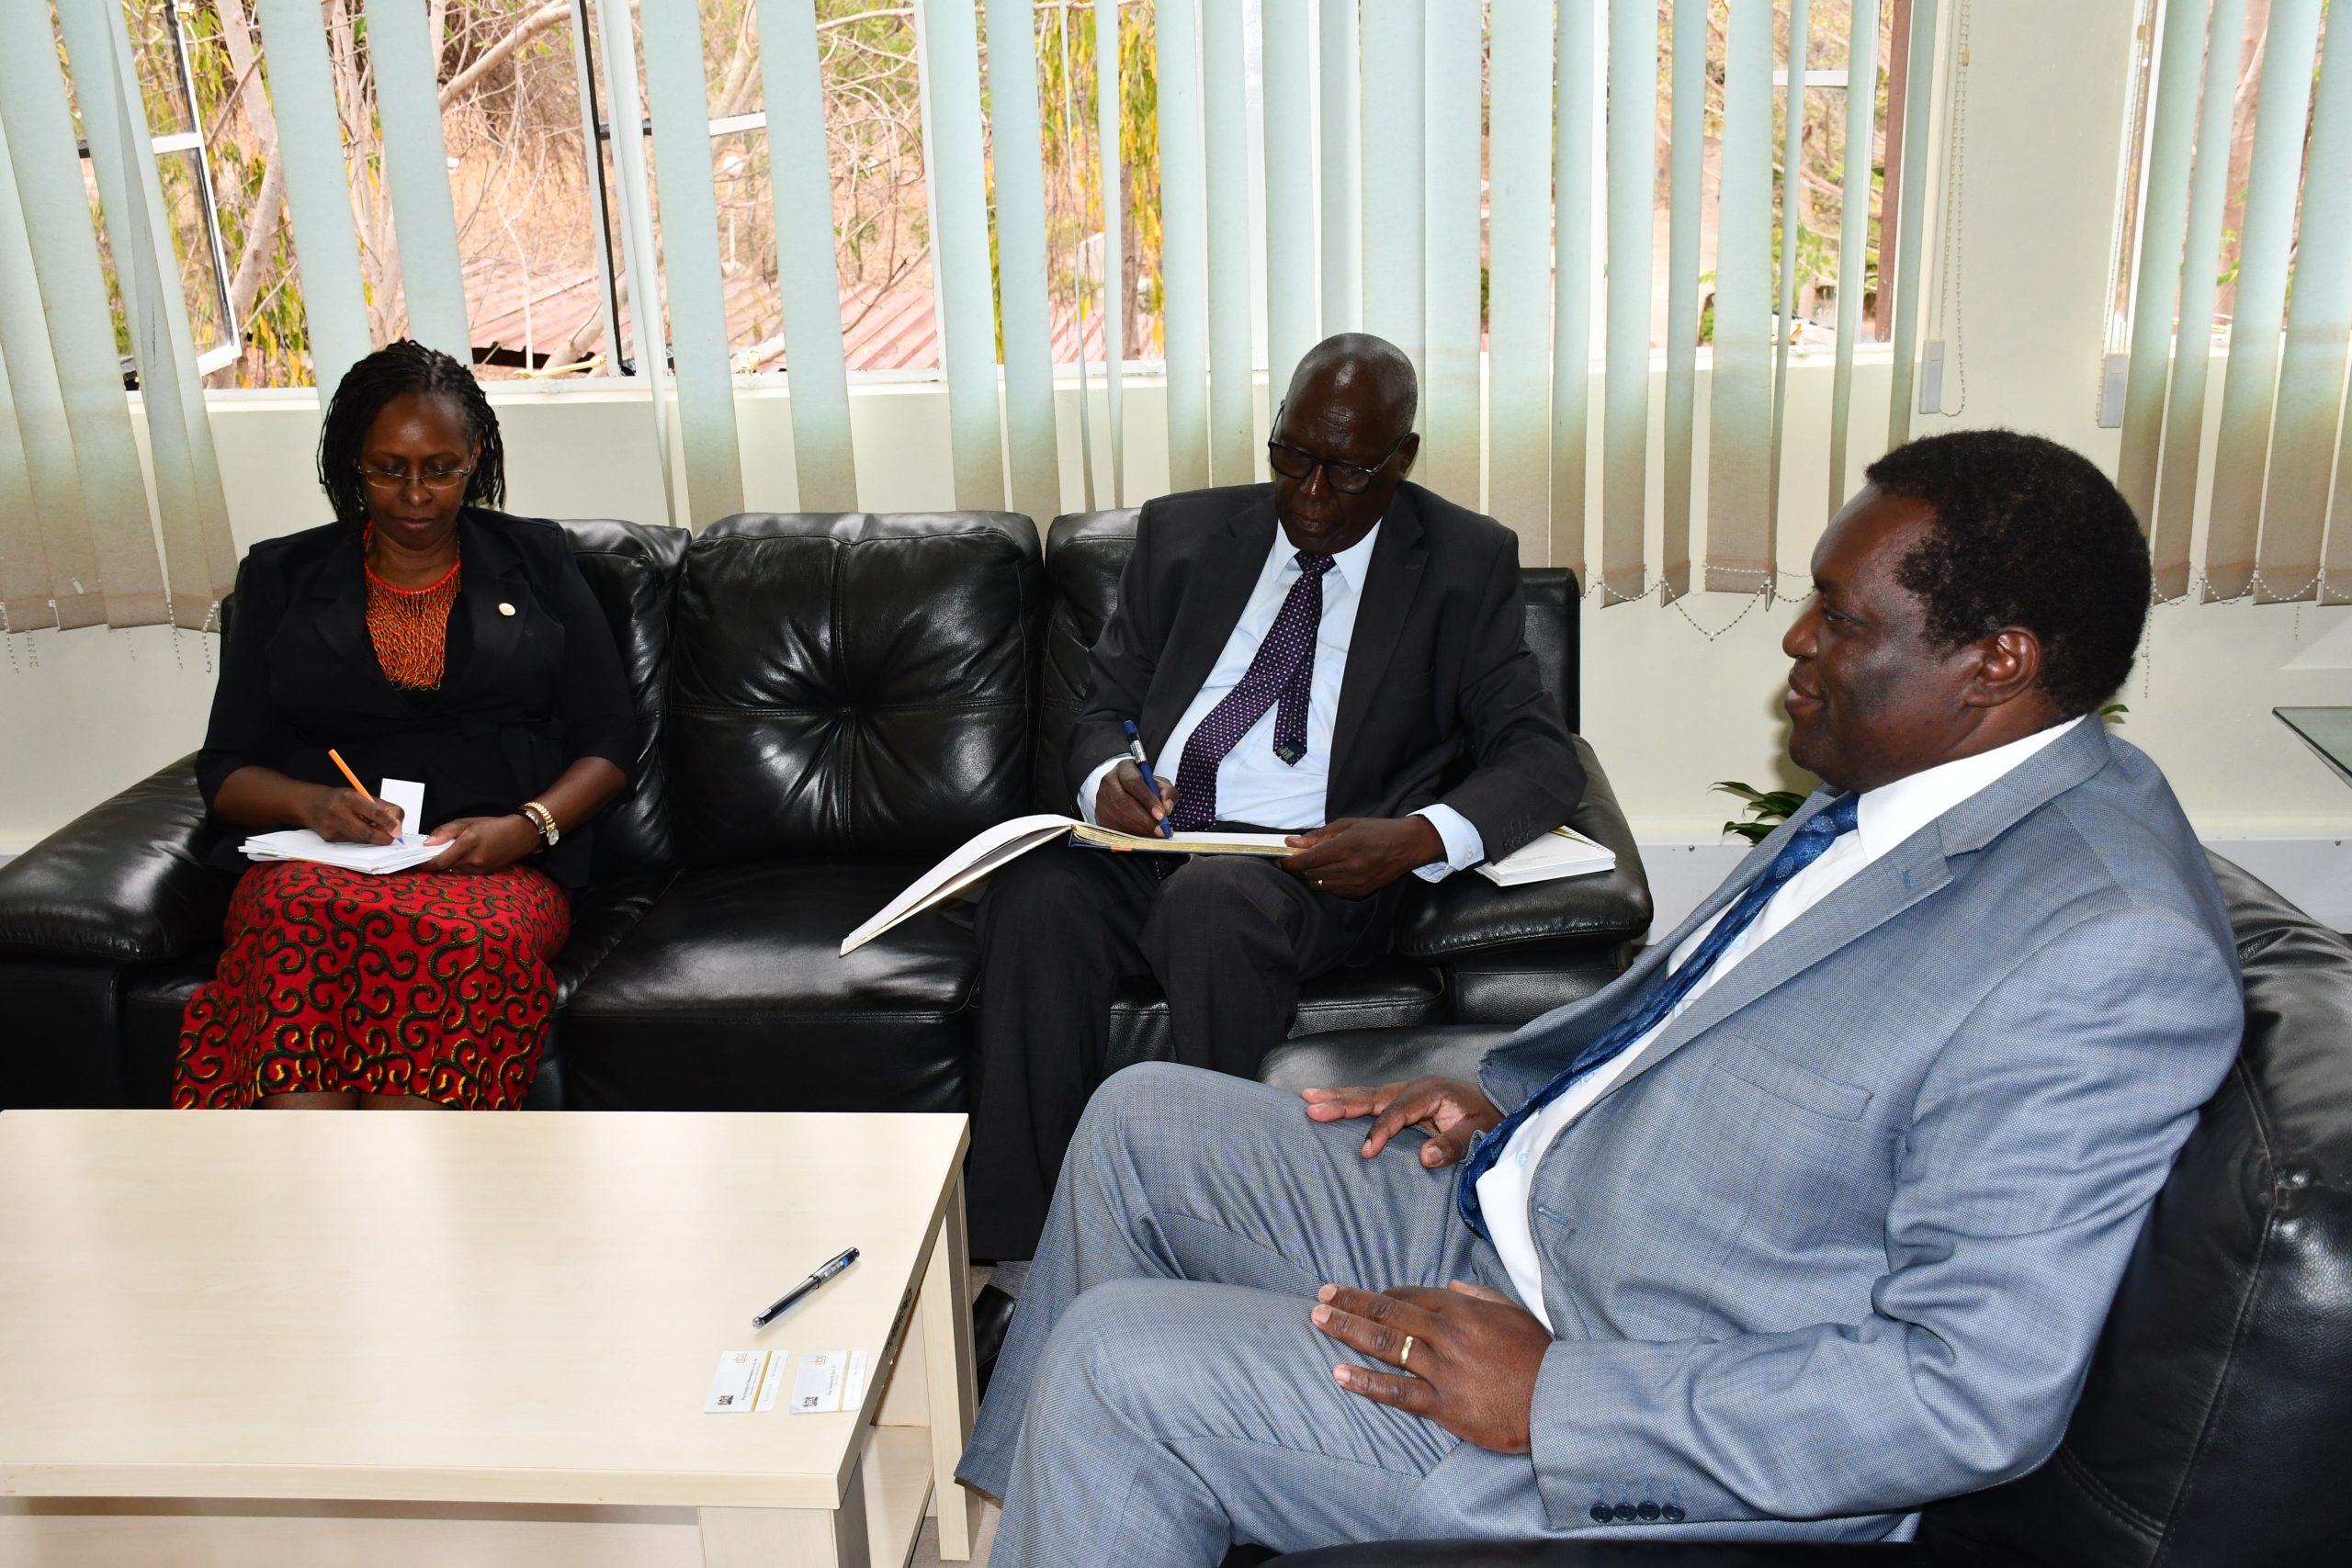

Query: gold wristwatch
520,800,560,849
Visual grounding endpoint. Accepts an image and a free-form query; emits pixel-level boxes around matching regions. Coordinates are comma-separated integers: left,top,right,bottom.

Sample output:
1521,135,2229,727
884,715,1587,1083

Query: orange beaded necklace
361,525,461,691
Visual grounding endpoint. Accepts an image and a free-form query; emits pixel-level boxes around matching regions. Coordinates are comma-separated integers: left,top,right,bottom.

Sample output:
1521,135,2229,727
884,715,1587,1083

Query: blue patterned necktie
1455,791,1863,1237
1170,551,1337,833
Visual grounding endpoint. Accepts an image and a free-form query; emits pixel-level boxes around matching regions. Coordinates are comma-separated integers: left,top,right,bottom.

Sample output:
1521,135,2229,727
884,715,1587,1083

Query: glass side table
2276,707,2352,787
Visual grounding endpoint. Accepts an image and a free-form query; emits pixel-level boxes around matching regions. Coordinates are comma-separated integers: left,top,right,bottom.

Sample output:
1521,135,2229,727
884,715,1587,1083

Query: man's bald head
1285,334,1419,444
1268,333,1421,556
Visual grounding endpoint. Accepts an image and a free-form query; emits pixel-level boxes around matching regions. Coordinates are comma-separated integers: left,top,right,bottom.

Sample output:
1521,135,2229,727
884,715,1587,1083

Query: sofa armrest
0,755,228,964
1257,1023,1518,1095
1395,737,1653,964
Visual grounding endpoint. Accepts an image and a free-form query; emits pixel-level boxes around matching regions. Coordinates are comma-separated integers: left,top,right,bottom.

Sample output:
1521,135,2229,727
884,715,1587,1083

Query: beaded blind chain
362,526,461,691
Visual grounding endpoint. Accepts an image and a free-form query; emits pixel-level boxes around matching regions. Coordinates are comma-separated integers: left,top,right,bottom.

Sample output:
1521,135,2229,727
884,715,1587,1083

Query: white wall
3,0,2347,922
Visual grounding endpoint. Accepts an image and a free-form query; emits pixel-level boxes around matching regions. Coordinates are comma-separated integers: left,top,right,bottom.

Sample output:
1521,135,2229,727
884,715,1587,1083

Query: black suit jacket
1069,481,1583,859
197,509,638,886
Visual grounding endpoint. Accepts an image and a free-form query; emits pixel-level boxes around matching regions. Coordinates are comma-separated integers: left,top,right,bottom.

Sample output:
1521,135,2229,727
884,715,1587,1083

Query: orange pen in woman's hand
326,749,375,805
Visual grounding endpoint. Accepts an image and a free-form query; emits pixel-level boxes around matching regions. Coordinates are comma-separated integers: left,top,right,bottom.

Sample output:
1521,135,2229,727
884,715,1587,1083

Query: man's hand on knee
1312,1280,1551,1453
1279,816,1442,897
1301,1076,1502,1166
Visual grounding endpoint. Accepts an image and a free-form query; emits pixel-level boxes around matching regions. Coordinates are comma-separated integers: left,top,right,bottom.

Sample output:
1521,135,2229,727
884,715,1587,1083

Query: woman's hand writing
306,785,402,845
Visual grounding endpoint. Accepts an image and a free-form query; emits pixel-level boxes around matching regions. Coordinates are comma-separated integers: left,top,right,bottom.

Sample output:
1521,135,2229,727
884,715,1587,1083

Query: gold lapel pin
498,601,515,616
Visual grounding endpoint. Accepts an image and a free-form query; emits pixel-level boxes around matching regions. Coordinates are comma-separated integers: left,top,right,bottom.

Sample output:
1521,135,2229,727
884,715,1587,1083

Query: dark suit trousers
966,838,1407,1260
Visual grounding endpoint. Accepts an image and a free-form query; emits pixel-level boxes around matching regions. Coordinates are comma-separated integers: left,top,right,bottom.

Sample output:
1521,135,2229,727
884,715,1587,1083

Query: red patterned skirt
174,861,571,1110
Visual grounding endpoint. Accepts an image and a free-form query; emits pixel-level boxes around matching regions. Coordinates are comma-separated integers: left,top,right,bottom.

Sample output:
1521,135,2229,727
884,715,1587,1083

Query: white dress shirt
1479,715,2087,1329
1077,523,1484,881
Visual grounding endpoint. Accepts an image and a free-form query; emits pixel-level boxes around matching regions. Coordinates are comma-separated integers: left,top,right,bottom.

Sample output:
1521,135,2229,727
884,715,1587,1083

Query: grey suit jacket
1472,720,2240,1537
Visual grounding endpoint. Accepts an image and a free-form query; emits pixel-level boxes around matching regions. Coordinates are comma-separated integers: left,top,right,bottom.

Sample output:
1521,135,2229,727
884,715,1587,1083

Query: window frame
82,0,241,380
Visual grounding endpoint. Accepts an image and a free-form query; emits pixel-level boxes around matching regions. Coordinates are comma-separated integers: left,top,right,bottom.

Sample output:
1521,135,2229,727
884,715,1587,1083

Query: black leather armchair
1041,509,1653,1069
1252,852,2352,1567
0,509,1652,1115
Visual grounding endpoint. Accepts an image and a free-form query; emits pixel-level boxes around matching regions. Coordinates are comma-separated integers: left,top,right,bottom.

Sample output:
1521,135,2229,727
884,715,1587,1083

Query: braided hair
316,340,506,525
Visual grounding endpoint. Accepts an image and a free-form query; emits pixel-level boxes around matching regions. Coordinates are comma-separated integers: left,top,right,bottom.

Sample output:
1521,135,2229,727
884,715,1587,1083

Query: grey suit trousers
958,1061,1547,1565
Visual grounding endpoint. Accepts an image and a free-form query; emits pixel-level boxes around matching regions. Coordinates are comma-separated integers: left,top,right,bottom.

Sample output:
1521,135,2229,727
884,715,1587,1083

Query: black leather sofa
0,510,1651,1114
1248,852,2352,1567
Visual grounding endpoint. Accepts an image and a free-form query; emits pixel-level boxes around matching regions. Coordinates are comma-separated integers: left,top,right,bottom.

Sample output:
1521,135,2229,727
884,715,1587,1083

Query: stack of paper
240,777,437,874
1476,826,1617,887
239,830,440,875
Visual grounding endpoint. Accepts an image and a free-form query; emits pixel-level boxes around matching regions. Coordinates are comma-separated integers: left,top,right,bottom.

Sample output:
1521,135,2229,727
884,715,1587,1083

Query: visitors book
841,816,1291,954
842,815,1614,955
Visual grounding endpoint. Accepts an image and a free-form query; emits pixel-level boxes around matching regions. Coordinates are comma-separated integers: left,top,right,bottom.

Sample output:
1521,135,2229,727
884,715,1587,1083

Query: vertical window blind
2119,0,2347,605
14,3,2341,637
4,2,1941,634
0,0,236,634
9,7,1947,629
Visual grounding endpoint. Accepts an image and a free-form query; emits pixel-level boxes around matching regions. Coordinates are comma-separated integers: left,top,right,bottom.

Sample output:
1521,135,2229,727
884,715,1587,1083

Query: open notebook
241,778,439,875
840,815,1292,955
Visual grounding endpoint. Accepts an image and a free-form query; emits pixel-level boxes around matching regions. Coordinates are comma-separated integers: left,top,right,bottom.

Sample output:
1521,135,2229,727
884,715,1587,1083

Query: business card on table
789,1349,850,1414
704,1349,769,1414
755,1349,786,1411
843,1348,872,1411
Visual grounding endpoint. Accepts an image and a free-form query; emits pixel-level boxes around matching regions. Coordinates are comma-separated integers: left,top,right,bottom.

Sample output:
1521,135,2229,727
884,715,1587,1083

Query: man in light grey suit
956,430,2243,1562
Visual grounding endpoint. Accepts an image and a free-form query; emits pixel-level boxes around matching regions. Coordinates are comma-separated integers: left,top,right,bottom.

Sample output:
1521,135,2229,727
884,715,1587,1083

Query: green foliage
1032,0,1163,357
1715,780,1809,844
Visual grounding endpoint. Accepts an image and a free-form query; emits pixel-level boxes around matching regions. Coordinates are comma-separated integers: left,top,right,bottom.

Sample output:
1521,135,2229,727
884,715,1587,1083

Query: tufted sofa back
659,512,1045,865
559,519,688,875
1035,508,1581,814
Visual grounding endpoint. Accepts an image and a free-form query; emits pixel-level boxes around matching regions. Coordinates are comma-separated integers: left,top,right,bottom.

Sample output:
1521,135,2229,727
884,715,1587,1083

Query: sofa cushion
559,860,975,1113
560,519,689,876
665,513,1045,866
550,868,676,1009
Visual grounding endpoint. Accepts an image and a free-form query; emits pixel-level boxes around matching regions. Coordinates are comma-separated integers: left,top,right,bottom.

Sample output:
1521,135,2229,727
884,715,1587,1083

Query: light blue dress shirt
1078,523,1485,882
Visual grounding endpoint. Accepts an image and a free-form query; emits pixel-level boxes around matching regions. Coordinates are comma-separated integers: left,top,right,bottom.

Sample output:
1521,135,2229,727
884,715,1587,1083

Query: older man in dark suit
967,334,1583,1294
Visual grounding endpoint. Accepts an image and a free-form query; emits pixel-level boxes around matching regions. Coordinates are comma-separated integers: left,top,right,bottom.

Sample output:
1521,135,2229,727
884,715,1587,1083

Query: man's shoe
972,1282,1016,1399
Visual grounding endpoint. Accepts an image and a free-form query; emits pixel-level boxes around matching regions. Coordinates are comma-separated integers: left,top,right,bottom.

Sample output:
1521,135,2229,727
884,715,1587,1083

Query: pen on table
1122,719,1173,839
752,1247,860,1329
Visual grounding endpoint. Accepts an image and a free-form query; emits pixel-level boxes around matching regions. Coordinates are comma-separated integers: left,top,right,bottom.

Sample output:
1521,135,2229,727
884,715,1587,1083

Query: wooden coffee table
0,1110,978,1567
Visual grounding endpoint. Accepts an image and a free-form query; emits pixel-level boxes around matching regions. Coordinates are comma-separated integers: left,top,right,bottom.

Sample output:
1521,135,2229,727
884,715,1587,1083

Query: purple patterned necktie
1169,551,1337,832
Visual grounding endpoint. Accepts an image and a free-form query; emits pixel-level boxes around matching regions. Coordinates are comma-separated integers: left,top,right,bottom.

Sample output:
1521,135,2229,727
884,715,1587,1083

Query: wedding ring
1397,1334,1415,1368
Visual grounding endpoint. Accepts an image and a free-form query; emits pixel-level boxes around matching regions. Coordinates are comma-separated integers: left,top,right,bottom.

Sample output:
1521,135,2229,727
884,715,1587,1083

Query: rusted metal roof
463,255,1114,376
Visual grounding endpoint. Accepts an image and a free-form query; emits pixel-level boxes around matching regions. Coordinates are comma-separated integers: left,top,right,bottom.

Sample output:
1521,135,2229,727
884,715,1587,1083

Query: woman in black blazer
175,342,637,1111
